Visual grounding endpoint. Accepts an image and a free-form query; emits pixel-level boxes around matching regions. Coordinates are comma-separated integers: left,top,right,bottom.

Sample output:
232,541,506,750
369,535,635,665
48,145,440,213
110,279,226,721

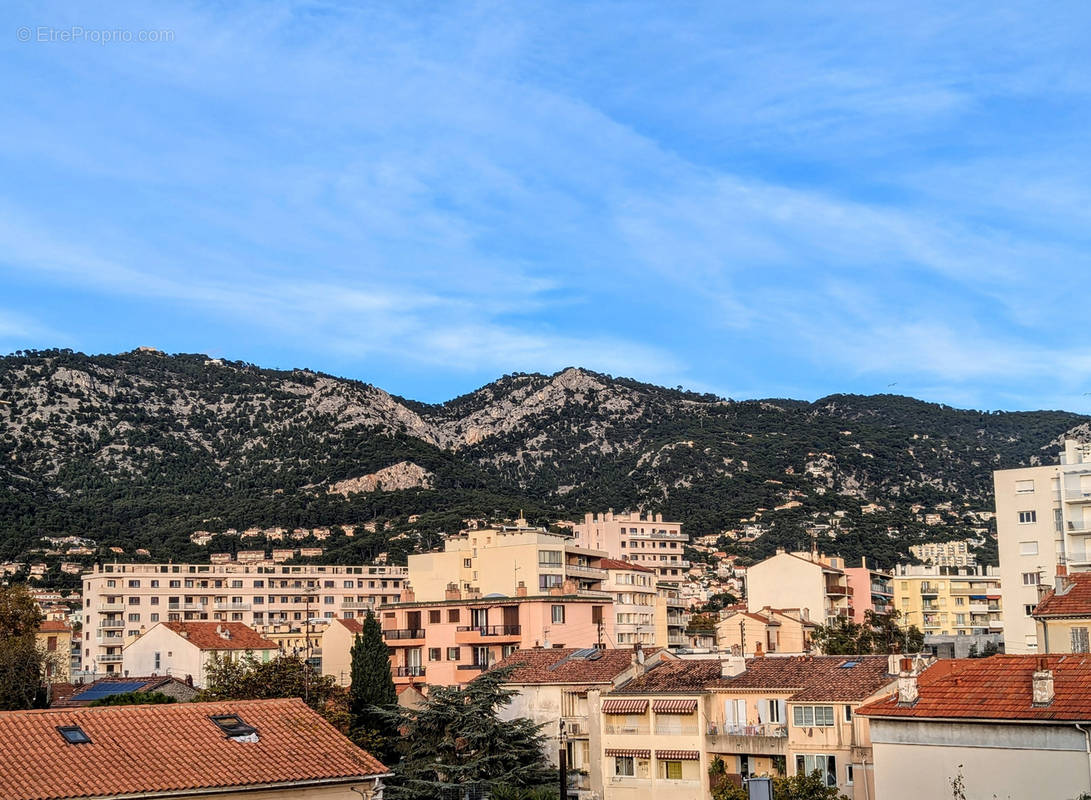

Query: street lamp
558,718,568,800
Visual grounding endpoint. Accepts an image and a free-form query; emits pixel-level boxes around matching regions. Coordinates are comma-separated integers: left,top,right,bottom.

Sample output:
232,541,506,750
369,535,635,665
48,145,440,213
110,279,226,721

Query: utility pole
558,719,568,800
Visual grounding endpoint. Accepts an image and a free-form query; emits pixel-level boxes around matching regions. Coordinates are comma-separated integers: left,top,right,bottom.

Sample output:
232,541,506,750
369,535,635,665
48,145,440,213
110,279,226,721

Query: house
322,617,363,686
842,558,893,622
492,646,674,799
715,607,815,656
36,620,73,682
1032,569,1091,653
597,654,903,800
122,622,279,688
54,675,199,707
746,551,852,624
858,654,1091,800
0,698,389,800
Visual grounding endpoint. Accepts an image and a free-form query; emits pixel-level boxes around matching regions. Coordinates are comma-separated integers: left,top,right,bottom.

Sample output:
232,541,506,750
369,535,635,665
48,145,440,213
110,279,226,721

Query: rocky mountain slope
0,348,1086,567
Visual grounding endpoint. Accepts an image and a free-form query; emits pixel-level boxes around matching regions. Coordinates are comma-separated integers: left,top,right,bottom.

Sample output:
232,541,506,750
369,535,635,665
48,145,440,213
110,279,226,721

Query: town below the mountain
4,352,1091,800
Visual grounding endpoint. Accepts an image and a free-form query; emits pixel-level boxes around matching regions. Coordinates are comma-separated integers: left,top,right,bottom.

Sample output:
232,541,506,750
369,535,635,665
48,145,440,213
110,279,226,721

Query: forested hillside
0,348,1085,569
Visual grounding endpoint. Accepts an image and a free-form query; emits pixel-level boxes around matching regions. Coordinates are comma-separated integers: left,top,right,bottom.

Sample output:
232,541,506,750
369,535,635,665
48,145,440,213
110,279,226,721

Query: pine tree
348,610,398,760
383,666,554,800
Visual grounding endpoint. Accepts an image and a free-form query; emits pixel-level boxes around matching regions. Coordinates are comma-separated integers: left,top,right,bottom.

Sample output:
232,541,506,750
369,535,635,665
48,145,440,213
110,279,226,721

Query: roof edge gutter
88,772,395,800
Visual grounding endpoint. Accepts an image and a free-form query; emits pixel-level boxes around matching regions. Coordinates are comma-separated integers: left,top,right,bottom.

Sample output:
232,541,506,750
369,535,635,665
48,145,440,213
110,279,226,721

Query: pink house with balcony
843,558,894,623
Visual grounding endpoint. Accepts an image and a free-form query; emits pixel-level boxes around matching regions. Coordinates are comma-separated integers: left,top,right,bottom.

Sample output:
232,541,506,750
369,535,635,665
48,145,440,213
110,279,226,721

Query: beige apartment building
602,559,658,647
994,439,1091,652
716,607,815,656
746,551,851,624
909,539,977,567
573,511,691,583
81,558,406,674
890,564,1003,636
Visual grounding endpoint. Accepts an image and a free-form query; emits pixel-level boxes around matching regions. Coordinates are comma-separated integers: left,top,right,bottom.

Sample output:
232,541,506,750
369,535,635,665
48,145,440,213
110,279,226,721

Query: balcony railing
457,663,489,671
565,563,607,578
1065,490,1091,503
710,723,787,738
383,628,426,640
456,625,522,637
167,603,206,611
96,620,124,630
395,666,426,677
341,599,377,609
98,653,124,663
213,603,251,611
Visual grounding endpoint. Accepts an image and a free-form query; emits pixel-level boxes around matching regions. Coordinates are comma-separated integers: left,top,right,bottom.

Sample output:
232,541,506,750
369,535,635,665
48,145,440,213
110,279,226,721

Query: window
428,647,442,662
538,550,563,567
846,764,854,785
539,574,563,590
1016,479,1035,494
1072,627,1090,654
463,558,472,568
57,726,91,745
552,605,566,624
795,754,836,787
1022,573,1041,586
429,610,441,624
615,756,635,777
793,705,835,727
766,699,783,723
447,647,460,661
661,760,683,780
154,651,161,670
1025,604,1037,617
844,705,852,722
150,613,159,622
1019,541,1039,556
447,609,460,623
1056,508,1065,532
128,579,140,588
1018,511,1037,524
209,714,257,737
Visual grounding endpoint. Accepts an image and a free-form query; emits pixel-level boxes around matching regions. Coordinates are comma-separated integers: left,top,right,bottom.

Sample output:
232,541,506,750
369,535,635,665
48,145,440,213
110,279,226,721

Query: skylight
839,660,859,669
57,725,91,744
209,714,257,738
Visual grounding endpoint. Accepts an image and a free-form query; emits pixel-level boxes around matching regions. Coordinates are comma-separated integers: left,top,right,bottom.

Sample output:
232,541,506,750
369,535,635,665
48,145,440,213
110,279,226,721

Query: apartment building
573,511,691,583
716,607,815,656
909,539,977,568
655,582,690,650
859,655,1091,800
406,522,611,600
746,551,852,624
81,559,406,674
36,620,73,683
1032,570,1091,653
842,559,893,622
322,617,363,686
891,564,1003,636
602,559,658,647
494,647,674,800
596,653,900,800
995,438,1091,652
122,621,279,687
377,581,614,687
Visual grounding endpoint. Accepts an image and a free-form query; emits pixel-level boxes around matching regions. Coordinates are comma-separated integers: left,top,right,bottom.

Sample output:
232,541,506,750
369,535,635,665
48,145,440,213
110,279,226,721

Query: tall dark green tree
348,610,398,759
383,666,554,800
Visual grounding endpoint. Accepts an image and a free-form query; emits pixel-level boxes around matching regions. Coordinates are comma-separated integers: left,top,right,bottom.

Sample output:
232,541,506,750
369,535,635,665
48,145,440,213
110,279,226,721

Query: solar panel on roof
570,648,598,659
75,681,147,700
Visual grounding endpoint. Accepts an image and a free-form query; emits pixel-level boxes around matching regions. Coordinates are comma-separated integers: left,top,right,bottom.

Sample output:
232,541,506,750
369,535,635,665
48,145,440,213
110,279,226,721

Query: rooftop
159,622,279,651
491,647,661,684
1034,573,1091,618
857,655,1091,722
0,698,387,800
600,558,655,573
334,617,364,634
55,676,197,707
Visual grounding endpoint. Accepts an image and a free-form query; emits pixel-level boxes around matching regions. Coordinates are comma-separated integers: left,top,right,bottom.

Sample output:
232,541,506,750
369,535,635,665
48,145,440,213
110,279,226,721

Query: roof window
839,660,859,669
57,725,91,744
209,714,257,738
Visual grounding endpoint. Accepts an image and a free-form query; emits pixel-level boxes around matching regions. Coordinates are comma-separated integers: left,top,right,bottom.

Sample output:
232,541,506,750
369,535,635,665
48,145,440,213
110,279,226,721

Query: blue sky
3,2,1091,411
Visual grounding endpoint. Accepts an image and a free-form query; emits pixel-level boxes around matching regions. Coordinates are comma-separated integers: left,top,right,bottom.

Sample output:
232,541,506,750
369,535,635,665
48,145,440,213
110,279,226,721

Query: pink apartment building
379,581,614,687
843,558,894,623
572,511,690,583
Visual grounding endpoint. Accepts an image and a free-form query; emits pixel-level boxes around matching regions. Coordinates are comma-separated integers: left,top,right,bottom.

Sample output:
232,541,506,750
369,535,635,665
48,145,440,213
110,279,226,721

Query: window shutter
777,699,787,724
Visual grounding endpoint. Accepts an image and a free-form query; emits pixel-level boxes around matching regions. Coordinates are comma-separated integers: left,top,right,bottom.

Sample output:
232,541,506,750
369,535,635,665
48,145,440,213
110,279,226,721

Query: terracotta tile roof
856,655,1091,722
723,610,780,625
335,618,364,634
712,655,894,701
600,558,655,573
57,676,196,708
491,648,654,684
161,622,279,651
0,698,388,800
37,621,71,634
609,659,723,695
1034,574,1091,618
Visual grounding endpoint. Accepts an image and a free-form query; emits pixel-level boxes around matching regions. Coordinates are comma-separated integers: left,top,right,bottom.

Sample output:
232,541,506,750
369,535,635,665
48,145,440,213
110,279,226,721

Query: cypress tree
348,610,398,760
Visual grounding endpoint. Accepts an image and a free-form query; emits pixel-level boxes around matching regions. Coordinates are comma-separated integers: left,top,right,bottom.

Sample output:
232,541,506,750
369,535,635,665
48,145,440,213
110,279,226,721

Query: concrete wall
871,718,1091,800
746,554,824,622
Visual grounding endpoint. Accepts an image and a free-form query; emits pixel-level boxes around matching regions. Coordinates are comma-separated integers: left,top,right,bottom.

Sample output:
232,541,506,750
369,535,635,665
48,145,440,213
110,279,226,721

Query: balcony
456,663,489,671
213,603,251,611
668,634,688,646
1067,520,1091,533
98,603,125,613
341,599,377,610
1065,490,1091,504
565,563,607,580
167,603,206,612
394,666,426,678
706,723,788,756
98,653,124,663
97,620,124,631
383,628,426,641
456,625,521,643
576,589,612,599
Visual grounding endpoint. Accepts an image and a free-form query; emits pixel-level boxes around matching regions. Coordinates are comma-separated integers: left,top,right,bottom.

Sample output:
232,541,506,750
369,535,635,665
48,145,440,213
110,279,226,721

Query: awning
606,748,651,759
652,699,698,714
602,698,648,714
656,749,701,760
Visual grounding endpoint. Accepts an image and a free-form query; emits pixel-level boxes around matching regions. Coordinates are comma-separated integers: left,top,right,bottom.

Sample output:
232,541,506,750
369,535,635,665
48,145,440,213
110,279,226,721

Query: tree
810,616,868,655
198,653,343,721
0,585,50,710
714,771,849,800
382,666,554,799
811,610,923,655
348,610,399,761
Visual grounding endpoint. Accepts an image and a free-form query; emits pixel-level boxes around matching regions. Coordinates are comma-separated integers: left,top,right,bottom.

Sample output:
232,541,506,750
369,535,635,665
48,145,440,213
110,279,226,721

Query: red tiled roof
856,655,1091,722
0,698,388,800
491,648,657,685
161,622,278,651
1034,574,1091,618
37,621,71,634
336,618,364,634
600,558,655,573
610,659,723,695
712,655,894,701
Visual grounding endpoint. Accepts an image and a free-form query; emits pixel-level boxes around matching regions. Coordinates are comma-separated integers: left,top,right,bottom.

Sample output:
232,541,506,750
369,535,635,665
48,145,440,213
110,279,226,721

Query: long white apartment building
995,439,1091,653
572,510,690,583
81,558,407,674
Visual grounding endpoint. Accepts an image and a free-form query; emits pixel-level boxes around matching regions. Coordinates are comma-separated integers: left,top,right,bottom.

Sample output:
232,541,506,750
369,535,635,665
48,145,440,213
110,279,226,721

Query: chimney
562,578,578,595
217,625,231,640
897,657,918,705
445,583,462,601
720,654,746,678
1056,564,1072,594
516,580,528,597
549,585,564,596
632,643,646,673
1032,657,1055,706
401,583,415,603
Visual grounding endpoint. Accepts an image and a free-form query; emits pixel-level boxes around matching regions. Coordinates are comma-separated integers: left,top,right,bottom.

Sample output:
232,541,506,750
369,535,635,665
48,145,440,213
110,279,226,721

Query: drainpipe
1076,723,1091,795
861,754,872,800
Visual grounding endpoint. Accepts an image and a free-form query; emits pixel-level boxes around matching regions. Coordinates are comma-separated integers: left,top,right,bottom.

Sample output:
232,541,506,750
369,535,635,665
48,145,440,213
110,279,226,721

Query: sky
2,2,1091,411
